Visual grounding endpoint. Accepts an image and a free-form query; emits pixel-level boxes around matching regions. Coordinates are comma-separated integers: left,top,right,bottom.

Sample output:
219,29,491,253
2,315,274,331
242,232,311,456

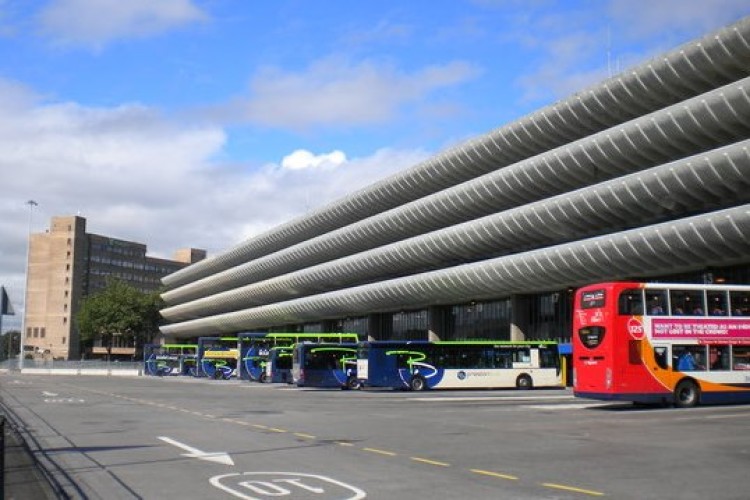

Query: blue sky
0,0,748,331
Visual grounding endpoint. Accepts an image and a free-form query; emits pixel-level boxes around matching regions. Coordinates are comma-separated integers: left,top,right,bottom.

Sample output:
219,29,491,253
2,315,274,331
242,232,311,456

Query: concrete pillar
368,313,392,341
427,306,449,341
510,295,529,341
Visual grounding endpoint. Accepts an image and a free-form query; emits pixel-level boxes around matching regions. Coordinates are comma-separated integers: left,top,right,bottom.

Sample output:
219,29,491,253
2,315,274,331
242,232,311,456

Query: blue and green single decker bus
265,345,294,383
292,342,359,389
240,332,360,383
357,340,562,391
143,343,198,376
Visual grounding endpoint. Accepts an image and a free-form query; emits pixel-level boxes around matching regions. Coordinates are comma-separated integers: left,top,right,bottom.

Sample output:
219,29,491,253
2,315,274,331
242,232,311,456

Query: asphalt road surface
1,373,749,499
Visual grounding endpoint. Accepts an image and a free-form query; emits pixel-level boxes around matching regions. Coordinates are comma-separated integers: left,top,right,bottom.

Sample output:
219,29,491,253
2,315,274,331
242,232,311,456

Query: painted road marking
523,403,611,410
408,395,575,402
542,482,605,496
158,436,235,466
294,433,316,439
210,472,366,499
470,469,519,481
411,456,450,467
362,447,397,456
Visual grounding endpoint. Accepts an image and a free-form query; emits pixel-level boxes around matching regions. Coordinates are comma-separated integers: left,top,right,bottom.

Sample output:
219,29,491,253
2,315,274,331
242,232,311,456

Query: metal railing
0,359,141,375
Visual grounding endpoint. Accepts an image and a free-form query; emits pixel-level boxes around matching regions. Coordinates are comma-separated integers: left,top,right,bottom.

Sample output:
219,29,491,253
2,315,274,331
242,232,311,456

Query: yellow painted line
252,424,268,429
335,441,354,447
470,469,519,481
542,483,605,496
363,447,397,457
411,457,450,467
268,427,288,433
294,433,316,439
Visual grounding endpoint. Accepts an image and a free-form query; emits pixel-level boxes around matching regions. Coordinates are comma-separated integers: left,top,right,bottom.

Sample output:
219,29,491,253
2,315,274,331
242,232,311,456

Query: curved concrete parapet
160,204,750,336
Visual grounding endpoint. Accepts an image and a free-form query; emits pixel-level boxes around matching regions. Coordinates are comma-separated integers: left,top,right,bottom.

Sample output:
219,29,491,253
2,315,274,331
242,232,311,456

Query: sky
0,0,748,332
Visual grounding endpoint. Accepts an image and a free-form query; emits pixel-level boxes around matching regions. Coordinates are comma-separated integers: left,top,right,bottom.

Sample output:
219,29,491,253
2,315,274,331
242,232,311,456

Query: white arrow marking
42,391,58,396
158,436,234,466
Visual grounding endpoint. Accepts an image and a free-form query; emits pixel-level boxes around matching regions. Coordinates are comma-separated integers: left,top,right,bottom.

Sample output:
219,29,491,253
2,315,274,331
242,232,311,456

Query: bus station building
159,17,750,355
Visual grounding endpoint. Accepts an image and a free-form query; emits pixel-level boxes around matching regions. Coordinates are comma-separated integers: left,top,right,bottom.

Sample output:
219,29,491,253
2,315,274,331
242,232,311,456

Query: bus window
709,346,730,371
581,289,606,308
538,347,558,368
619,289,643,315
670,289,705,316
707,290,728,316
493,351,512,368
654,346,669,370
513,348,531,364
578,326,605,349
645,289,668,316
732,346,750,370
673,345,706,371
730,291,750,316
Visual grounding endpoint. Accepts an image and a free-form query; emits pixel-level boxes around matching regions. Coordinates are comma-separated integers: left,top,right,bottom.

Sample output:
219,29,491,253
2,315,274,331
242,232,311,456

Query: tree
1,329,20,361
77,280,164,360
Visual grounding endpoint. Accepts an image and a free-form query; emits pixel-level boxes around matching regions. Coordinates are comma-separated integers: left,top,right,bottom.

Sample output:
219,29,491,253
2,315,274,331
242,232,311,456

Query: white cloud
281,150,346,171
215,56,481,130
0,80,430,327
36,0,208,49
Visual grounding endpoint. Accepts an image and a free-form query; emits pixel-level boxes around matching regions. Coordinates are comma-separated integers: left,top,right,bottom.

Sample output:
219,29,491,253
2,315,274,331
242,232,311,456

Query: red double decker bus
573,282,750,407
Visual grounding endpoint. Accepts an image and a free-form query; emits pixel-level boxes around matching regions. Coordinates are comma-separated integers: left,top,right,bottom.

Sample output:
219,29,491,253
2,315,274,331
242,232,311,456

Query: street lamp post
19,199,38,370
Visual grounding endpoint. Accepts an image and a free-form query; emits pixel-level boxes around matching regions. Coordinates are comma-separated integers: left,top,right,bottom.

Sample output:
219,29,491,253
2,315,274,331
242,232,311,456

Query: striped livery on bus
573,282,750,407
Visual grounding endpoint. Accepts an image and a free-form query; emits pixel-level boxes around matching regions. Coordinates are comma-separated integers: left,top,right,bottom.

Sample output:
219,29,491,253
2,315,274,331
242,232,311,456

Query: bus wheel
410,375,427,391
674,380,700,408
516,374,533,390
213,370,223,380
259,372,267,383
346,376,361,390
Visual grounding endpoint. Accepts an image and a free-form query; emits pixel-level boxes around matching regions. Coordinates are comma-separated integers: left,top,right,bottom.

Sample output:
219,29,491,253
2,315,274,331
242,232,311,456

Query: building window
33,327,39,338
26,327,32,338
62,337,66,344
63,317,67,324
40,328,46,338
392,310,428,340
451,299,512,341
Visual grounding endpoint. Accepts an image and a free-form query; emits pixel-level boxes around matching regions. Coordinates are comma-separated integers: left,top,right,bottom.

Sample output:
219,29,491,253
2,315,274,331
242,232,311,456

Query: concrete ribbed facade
160,17,750,340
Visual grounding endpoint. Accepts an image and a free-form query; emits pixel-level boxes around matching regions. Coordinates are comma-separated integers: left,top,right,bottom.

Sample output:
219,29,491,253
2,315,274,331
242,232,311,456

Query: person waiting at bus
677,350,703,371
649,300,664,315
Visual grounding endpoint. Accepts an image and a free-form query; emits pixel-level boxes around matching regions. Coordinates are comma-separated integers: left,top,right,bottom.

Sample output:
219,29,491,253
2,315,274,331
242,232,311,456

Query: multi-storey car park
159,17,750,359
